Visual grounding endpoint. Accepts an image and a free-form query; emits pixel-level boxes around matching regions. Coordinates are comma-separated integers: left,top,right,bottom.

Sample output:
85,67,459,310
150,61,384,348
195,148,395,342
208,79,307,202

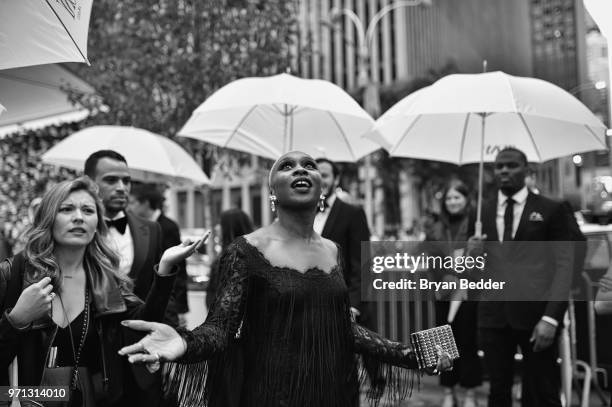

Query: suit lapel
127,213,149,278
514,193,535,241
321,199,341,239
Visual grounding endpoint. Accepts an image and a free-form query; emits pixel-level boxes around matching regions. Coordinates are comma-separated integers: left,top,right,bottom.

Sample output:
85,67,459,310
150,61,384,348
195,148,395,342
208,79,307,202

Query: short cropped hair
84,150,128,178
496,147,527,166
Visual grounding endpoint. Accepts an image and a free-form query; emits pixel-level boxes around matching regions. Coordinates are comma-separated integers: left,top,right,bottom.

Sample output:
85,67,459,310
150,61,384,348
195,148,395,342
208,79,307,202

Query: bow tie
105,217,128,234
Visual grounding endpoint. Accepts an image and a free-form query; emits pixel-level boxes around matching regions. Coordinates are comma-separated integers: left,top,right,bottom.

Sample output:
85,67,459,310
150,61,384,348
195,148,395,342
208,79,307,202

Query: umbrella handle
474,220,482,238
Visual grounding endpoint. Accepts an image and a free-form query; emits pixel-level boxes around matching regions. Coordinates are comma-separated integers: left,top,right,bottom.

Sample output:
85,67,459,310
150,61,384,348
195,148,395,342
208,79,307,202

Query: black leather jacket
0,253,176,404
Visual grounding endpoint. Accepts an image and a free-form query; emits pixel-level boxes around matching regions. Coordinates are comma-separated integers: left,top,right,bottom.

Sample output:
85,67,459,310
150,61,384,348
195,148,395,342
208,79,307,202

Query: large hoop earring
269,194,277,213
318,194,326,212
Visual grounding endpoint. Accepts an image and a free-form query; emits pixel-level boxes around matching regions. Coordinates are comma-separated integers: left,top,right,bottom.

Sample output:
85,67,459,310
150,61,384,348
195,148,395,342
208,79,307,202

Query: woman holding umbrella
119,151,452,407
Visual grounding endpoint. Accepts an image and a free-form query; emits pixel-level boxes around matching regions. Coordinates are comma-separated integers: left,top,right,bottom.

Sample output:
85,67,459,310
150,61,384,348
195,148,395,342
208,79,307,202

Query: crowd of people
0,120,611,407
0,147,451,407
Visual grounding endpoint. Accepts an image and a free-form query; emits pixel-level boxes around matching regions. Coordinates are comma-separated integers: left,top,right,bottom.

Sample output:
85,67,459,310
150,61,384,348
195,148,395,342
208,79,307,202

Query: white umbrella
0,64,94,137
178,73,379,162
366,71,608,234
42,126,210,186
0,0,92,70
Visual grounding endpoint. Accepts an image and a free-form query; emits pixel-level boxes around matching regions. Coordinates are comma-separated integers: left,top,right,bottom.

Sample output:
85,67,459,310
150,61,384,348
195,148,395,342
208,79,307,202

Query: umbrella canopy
367,71,608,164
365,71,608,235
0,0,92,70
42,126,210,186
178,73,379,162
0,64,94,137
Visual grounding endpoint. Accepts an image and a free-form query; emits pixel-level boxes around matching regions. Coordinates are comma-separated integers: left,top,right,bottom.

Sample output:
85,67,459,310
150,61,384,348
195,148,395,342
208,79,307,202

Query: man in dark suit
129,183,189,328
469,147,572,407
84,150,169,407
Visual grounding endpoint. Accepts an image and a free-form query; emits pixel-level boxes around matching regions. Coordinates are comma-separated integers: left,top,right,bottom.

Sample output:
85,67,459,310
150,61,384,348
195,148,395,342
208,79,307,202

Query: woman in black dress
119,151,451,407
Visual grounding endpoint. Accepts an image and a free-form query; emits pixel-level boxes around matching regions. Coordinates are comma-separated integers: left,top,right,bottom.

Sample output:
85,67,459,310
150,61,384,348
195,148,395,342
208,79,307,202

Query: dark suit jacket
126,212,163,298
157,213,189,315
321,198,370,308
475,191,573,330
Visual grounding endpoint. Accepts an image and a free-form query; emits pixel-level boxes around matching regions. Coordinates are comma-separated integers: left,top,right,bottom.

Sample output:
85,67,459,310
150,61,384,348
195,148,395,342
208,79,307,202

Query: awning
0,64,95,137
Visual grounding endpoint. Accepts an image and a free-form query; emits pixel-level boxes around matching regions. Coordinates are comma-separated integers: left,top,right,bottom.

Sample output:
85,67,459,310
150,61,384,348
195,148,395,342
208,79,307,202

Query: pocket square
529,211,544,221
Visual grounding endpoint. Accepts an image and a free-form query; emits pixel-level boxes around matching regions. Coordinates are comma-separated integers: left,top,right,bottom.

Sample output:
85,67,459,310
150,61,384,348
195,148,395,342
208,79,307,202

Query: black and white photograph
1,0,611,406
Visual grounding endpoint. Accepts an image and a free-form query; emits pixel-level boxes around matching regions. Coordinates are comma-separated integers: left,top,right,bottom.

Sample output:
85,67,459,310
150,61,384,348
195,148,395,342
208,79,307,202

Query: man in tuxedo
469,147,572,407
84,150,166,305
315,158,373,405
129,183,189,328
84,150,169,406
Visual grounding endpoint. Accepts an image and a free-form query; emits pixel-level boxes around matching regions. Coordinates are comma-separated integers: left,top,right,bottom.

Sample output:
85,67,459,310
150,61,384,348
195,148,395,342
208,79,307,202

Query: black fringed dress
165,237,419,407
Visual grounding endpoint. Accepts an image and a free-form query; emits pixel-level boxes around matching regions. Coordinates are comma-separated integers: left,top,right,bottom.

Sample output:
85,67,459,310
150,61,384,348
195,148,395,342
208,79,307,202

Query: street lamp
327,0,431,235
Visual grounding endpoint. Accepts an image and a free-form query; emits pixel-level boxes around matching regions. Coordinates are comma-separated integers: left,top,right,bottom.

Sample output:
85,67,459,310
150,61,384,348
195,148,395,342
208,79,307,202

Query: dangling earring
269,194,277,213
318,194,326,212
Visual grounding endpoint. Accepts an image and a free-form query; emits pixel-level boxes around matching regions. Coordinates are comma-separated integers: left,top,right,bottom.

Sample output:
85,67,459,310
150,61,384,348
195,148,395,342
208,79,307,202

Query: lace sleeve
353,322,418,368
162,242,248,406
353,322,420,406
179,243,248,361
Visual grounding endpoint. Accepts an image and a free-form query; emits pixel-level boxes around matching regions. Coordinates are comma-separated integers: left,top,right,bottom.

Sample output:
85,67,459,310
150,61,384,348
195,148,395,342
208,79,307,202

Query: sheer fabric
165,237,418,407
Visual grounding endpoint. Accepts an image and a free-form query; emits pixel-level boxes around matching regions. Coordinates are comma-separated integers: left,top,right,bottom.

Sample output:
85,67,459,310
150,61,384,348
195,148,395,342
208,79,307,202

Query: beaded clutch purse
410,324,459,370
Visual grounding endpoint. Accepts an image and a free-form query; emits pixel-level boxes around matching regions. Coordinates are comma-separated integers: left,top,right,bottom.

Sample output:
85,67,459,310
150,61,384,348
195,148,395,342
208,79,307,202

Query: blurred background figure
7,196,43,256
426,179,481,407
524,167,540,195
205,208,254,311
129,182,190,328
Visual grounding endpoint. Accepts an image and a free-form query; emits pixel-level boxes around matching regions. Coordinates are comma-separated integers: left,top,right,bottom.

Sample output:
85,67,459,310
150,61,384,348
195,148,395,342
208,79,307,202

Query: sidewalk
362,375,610,407
361,375,492,407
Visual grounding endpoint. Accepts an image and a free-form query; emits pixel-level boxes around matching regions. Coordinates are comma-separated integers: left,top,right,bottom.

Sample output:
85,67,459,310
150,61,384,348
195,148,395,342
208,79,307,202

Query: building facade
168,0,594,237
291,0,590,234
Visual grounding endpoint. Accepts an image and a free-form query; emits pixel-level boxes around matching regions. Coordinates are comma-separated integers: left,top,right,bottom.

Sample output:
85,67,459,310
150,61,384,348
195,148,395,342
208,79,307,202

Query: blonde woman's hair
23,176,129,291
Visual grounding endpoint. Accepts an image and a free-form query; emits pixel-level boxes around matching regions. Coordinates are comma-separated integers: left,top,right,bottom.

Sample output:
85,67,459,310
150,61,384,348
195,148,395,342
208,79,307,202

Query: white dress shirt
314,194,337,235
105,212,134,277
496,186,528,242
150,209,162,222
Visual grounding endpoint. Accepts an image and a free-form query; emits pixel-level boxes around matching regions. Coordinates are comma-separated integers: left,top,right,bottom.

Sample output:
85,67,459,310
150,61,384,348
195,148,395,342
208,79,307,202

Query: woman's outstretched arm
119,242,249,364
178,243,249,362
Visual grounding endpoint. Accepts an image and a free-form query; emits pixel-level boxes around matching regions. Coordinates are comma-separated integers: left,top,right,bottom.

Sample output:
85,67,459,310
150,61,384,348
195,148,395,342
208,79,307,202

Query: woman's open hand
118,320,187,372
158,231,210,275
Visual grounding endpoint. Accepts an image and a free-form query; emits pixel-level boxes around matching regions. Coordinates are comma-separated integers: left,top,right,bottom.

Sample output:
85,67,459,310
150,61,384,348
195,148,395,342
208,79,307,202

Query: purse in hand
36,289,96,407
410,324,460,370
